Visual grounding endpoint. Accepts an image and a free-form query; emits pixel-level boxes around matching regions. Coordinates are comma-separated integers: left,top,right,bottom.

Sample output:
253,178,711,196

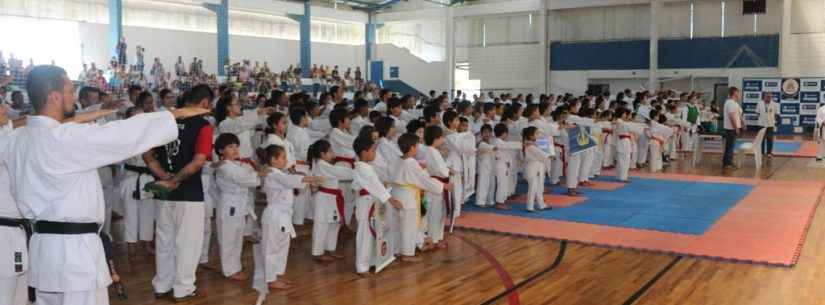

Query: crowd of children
1,63,743,304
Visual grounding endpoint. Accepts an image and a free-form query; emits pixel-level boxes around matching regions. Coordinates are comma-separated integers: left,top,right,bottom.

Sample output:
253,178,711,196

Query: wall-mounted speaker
743,0,766,14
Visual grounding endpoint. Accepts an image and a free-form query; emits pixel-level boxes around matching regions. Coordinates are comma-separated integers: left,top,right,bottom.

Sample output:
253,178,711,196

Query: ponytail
307,139,331,169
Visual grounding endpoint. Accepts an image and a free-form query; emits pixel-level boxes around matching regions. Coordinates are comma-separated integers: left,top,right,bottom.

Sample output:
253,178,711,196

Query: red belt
431,176,451,217
554,143,566,176
603,129,613,145
334,156,356,169
358,189,377,237
619,135,631,140
318,186,345,223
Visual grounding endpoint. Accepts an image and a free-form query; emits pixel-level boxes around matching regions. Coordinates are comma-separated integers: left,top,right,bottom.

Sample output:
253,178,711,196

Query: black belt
0,217,28,229
34,221,100,234
124,164,152,175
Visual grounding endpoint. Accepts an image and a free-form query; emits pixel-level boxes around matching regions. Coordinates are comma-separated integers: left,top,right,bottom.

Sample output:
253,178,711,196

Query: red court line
456,235,520,305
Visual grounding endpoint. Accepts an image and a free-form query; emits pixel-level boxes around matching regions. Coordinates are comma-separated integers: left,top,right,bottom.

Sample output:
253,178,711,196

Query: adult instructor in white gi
0,65,183,305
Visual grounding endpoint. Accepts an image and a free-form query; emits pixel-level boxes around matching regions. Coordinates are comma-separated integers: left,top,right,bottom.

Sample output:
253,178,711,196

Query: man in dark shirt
144,84,213,302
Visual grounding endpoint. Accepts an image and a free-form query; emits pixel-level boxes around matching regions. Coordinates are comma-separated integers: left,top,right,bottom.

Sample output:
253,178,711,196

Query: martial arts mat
701,139,817,158
456,173,823,266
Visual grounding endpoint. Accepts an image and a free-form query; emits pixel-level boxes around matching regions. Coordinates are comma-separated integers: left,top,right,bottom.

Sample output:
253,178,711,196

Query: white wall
79,22,364,75
781,0,825,77
467,44,540,94
375,43,449,94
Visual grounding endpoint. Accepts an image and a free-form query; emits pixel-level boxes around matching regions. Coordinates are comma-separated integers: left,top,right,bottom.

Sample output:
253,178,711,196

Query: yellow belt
396,183,424,229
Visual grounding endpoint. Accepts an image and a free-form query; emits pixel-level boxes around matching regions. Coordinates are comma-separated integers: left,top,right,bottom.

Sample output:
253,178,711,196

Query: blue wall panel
549,35,779,71
550,40,649,70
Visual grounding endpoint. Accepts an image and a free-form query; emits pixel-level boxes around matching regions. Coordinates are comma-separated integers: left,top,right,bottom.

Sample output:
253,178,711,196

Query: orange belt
334,156,356,169
318,186,345,223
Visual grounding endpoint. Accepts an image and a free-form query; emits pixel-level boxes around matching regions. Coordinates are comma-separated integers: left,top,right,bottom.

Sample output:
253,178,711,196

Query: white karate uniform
119,156,155,243
218,111,265,159
0,121,27,305
352,161,391,273
422,145,450,244
99,166,119,239
443,130,475,217
389,158,443,256
649,121,672,173
261,167,305,283
308,117,332,137
475,141,496,207
311,160,352,256
600,121,615,168
524,144,550,211
529,118,559,180
493,138,522,204
330,128,357,225
389,115,407,141
287,124,315,224
0,112,178,305
215,161,260,277
551,129,569,185
614,119,633,181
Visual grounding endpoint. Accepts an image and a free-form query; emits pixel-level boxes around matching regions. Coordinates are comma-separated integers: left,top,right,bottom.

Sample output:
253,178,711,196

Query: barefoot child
492,123,524,210
390,133,447,262
422,125,451,248
260,145,322,289
523,126,552,211
352,137,403,274
214,133,267,281
308,139,354,261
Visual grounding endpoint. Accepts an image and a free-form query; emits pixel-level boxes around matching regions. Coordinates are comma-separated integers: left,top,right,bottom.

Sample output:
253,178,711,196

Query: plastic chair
735,128,766,170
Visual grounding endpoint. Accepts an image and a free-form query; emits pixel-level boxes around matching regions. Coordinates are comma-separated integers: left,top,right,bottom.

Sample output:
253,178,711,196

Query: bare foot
315,255,335,262
436,241,449,249
198,263,216,270
356,272,373,278
400,256,422,263
268,280,291,290
280,278,293,285
495,203,509,210
328,252,344,259
227,271,248,281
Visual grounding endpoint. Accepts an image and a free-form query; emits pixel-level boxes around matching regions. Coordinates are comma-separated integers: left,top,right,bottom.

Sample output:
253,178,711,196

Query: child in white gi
441,111,476,218
390,133,447,262
422,125,452,248
492,123,524,210
260,145,321,289
329,108,357,228
308,139,353,261
614,108,634,182
475,124,497,207
817,104,825,162
286,109,316,225
352,137,402,275
215,133,266,281
523,126,553,211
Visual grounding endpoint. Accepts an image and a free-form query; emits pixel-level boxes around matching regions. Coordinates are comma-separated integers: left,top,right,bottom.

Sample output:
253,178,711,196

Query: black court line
764,157,791,179
620,256,683,305
478,240,568,305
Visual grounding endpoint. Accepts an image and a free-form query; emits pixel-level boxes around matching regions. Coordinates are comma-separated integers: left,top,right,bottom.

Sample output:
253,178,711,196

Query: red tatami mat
456,173,824,267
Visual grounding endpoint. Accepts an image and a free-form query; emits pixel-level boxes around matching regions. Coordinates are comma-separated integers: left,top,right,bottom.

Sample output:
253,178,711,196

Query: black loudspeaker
743,0,766,14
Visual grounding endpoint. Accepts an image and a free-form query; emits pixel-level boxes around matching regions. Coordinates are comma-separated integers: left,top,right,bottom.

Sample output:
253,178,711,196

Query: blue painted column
205,0,229,76
108,0,123,58
217,0,229,76
300,0,311,78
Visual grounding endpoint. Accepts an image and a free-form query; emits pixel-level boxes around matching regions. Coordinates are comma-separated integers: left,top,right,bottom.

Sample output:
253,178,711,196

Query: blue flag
568,126,597,155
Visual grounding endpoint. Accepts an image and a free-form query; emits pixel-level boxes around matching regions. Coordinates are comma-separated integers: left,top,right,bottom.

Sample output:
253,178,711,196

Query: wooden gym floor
111,137,825,305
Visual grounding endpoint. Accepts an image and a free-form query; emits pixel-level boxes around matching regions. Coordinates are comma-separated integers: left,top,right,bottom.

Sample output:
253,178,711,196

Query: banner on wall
743,78,825,134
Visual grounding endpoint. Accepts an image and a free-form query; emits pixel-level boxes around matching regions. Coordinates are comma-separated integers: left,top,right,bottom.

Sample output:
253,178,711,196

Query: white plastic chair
736,127,766,170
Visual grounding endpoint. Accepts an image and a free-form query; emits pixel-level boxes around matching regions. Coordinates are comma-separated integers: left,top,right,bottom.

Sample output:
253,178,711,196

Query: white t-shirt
723,98,742,130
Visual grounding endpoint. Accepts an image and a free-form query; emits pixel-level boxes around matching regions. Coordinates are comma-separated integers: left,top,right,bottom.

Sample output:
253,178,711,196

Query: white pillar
537,2,548,95
779,0,791,77
447,7,456,98
649,0,659,91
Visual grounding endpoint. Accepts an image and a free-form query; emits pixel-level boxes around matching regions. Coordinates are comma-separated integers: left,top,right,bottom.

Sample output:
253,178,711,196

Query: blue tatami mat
465,176,753,235
735,139,801,153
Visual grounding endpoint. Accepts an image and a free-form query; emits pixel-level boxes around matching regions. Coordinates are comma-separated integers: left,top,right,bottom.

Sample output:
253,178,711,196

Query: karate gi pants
426,192,446,244
311,221,340,256
399,209,419,256
579,150,593,183
36,287,107,305
122,197,155,243
649,141,663,172
616,140,632,181
217,214,246,277
525,161,546,211
475,166,495,207
262,216,290,283
355,218,374,273
494,163,511,204
565,153,583,189
0,274,26,305
152,201,205,298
